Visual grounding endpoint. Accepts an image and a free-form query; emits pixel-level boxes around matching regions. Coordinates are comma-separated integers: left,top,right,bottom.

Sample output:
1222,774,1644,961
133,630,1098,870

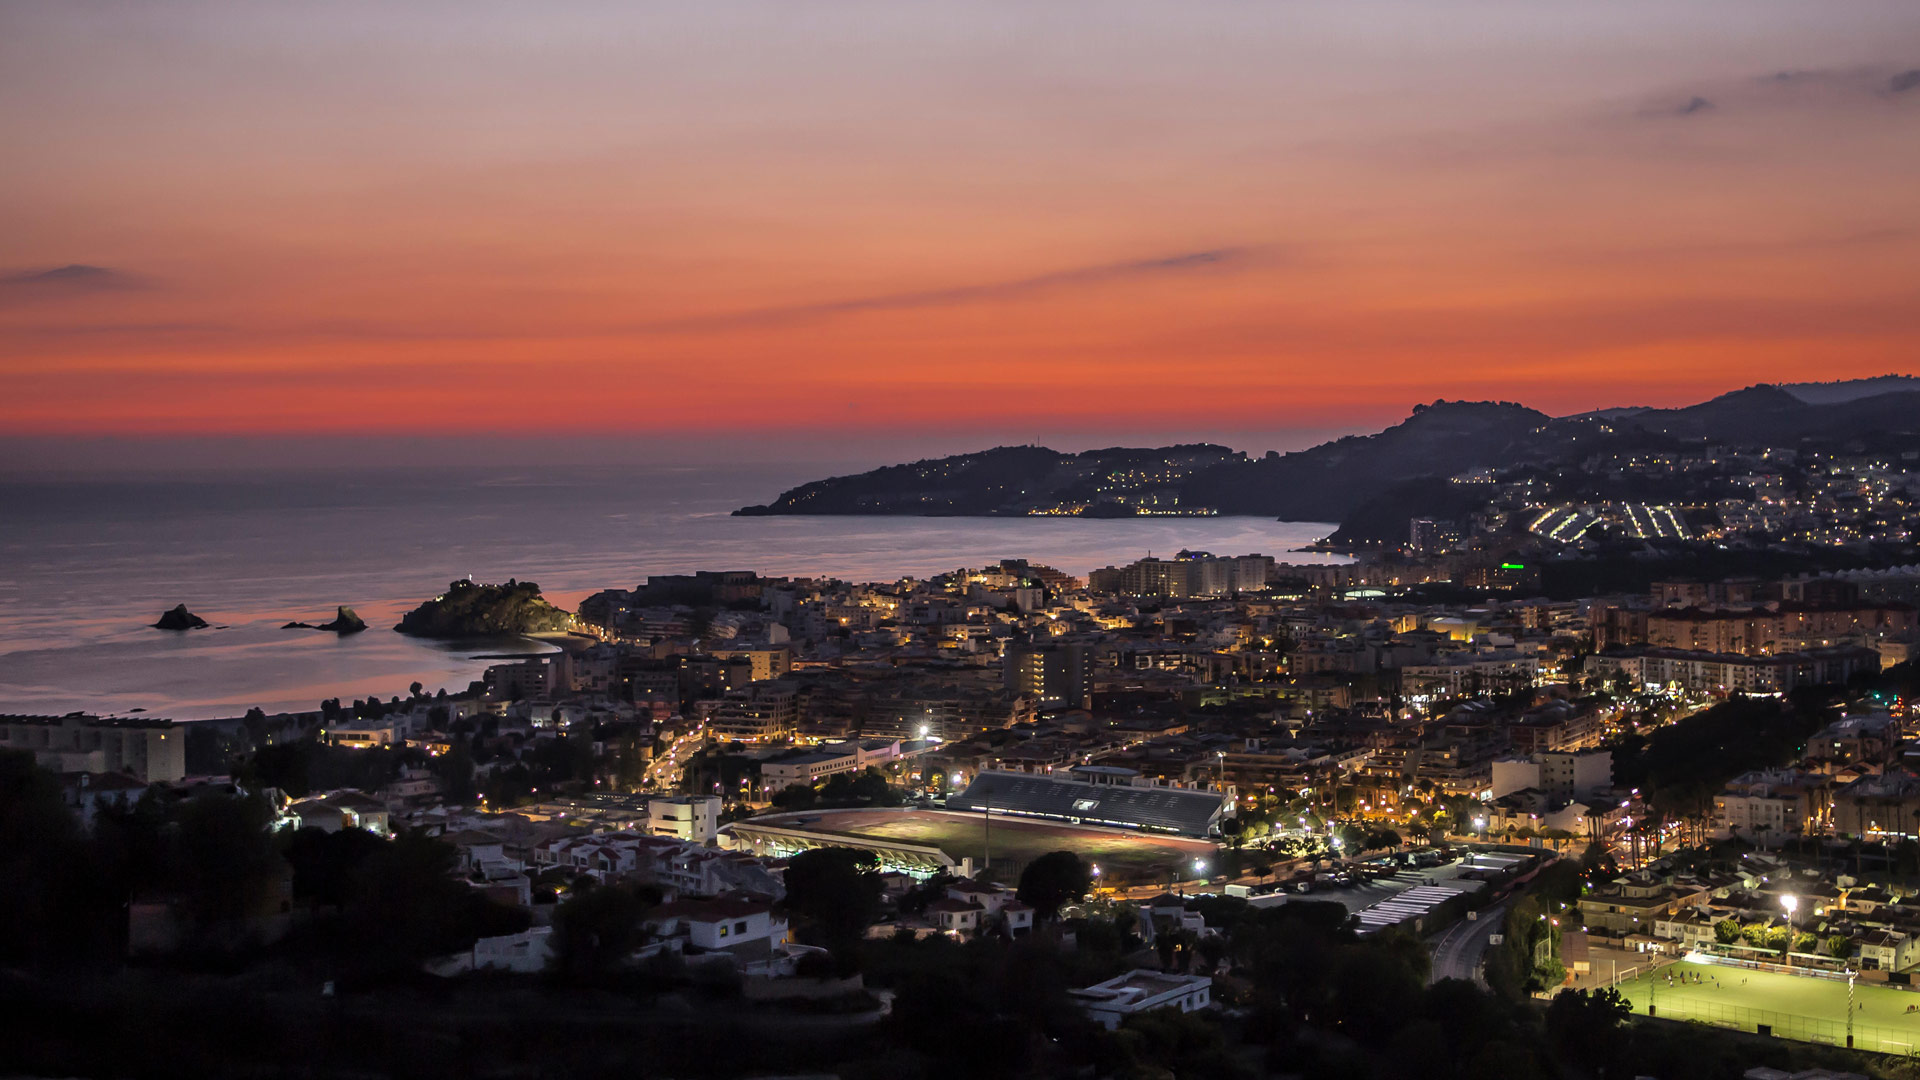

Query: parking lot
1208,851,1477,911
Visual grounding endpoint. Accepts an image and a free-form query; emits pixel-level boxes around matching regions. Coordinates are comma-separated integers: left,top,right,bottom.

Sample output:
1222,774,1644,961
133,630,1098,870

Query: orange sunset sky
3,1,1919,458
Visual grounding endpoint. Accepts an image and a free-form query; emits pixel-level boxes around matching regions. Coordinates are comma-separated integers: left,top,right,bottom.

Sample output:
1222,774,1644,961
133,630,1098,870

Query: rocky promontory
153,604,210,630
394,579,573,639
283,606,369,634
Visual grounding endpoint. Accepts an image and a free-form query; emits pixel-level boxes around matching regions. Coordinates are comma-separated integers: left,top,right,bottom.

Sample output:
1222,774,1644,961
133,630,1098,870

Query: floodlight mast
982,785,991,873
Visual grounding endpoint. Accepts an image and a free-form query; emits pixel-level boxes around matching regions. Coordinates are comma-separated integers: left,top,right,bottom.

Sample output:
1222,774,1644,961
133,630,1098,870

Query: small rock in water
285,606,368,633
153,604,210,631
320,606,368,634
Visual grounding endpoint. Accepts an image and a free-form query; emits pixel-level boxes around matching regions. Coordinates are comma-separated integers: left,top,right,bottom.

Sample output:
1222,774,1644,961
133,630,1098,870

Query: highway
1429,898,1509,987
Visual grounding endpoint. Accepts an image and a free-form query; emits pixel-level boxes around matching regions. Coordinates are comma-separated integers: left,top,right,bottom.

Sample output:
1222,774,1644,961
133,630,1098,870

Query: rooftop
649,897,775,922
1,713,178,729
1071,969,1211,1005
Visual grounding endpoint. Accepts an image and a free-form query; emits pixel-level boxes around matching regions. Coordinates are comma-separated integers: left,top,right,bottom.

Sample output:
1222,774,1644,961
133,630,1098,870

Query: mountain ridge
737,377,1920,528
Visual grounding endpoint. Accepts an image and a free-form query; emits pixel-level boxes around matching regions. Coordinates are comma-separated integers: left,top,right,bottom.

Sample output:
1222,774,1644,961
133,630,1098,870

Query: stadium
945,769,1232,838
721,772,1229,883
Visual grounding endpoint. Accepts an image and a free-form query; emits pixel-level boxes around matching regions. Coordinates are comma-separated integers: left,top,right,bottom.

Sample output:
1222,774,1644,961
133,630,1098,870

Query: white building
1713,769,1827,841
1652,908,1722,952
471,927,554,973
285,792,392,836
760,740,901,792
944,880,1034,935
442,829,510,870
62,771,149,827
0,713,186,784
1490,751,1611,802
324,722,402,748
1858,929,1919,972
1399,652,1541,699
644,897,789,958
530,832,784,898
649,795,722,843
928,896,984,935
1070,970,1213,1030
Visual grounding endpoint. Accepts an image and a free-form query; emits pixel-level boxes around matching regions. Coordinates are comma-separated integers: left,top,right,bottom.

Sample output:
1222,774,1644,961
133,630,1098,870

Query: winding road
1429,898,1510,987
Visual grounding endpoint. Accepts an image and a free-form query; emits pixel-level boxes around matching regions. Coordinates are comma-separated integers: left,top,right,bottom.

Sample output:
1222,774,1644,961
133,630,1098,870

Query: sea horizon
0,463,1348,721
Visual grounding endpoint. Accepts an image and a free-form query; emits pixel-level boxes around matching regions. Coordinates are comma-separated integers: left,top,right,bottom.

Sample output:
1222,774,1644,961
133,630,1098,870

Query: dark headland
736,378,1920,551
393,579,574,638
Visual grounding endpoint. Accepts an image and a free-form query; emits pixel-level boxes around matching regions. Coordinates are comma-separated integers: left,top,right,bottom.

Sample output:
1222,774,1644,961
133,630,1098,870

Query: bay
0,465,1347,719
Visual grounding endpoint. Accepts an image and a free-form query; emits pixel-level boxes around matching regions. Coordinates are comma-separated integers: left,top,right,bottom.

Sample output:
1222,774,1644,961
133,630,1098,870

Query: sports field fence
1625,991,1920,1056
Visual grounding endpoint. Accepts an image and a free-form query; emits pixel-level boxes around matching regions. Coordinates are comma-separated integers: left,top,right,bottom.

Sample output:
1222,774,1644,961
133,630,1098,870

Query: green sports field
774,808,1219,883
1616,959,1920,1054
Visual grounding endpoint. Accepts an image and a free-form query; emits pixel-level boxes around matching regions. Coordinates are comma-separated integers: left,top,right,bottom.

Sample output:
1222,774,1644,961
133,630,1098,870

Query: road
645,723,706,791
1243,877,1426,914
1429,898,1509,987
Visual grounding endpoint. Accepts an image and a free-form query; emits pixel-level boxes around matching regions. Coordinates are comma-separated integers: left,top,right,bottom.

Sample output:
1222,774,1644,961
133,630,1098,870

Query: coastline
520,631,601,653
1,465,1346,719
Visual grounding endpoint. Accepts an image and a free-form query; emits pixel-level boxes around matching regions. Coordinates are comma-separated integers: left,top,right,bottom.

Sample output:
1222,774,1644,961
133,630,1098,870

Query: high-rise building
703,682,799,741
1002,643,1089,711
1085,551,1271,598
1408,518,1462,554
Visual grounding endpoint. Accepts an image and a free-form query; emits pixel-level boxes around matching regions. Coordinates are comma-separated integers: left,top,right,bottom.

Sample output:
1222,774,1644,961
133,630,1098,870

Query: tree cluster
0,749,524,983
769,766,904,811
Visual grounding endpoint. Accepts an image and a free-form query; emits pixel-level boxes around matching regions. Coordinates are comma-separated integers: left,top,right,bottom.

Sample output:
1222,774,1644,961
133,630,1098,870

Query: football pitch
1616,959,1920,1054
779,808,1219,882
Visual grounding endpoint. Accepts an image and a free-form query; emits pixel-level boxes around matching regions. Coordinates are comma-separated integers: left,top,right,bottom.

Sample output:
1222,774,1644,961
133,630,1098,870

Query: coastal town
10,0,1920,1072
9,477,1920,1077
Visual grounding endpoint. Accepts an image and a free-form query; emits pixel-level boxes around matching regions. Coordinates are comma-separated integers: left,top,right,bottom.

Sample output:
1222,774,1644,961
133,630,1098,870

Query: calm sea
0,465,1345,720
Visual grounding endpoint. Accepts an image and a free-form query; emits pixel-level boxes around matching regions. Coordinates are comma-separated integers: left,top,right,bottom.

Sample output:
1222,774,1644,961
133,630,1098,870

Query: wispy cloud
3,321,228,338
1526,227,1912,267
635,247,1256,333
1637,63,1920,120
0,248,1261,354
1738,64,1920,103
0,264,145,298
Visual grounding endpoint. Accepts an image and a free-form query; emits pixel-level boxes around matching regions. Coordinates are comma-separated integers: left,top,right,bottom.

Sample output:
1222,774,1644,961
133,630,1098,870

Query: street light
1782,895,1798,966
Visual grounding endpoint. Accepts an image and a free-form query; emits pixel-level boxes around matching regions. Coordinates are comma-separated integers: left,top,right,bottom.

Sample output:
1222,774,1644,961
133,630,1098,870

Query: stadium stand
947,770,1229,837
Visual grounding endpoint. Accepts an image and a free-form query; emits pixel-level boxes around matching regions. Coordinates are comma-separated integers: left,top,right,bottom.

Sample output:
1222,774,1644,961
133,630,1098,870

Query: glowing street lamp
1782,895,1798,966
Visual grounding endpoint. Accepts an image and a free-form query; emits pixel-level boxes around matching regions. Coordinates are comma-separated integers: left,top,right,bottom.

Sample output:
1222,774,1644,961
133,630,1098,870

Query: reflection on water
0,465,1346,719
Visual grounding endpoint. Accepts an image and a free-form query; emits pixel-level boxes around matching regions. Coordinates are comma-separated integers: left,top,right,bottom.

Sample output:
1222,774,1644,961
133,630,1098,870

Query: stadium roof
947,771,1227,837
